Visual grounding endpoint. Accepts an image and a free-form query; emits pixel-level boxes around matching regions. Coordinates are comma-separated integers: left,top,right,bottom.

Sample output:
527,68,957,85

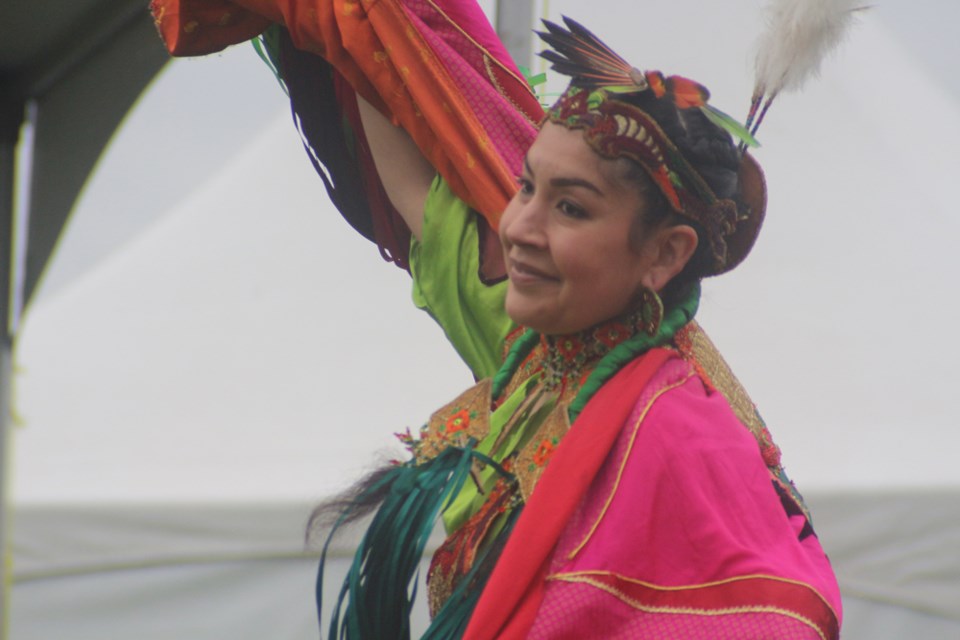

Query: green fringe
421,506,520,639
491,330,540,399
251,24,288,96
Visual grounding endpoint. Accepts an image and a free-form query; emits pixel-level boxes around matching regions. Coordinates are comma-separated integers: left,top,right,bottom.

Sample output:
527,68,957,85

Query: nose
500,193,547,250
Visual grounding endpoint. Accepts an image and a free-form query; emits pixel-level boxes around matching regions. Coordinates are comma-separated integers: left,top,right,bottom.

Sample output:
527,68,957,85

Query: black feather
536,17,638,90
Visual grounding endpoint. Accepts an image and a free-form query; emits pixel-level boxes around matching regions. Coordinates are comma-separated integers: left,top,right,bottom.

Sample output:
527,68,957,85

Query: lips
508,257,558,286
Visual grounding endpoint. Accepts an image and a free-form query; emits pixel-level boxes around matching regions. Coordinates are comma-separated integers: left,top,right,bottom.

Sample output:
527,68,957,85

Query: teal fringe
318,445,512,639
318,287,700,638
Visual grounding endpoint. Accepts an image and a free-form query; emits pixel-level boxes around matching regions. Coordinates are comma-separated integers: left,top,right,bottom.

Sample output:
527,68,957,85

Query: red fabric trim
150,0,273,56
559,572,839,640
462,348,675,640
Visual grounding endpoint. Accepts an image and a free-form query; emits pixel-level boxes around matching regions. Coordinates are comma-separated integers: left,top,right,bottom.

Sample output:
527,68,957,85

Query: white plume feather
753,0,863,98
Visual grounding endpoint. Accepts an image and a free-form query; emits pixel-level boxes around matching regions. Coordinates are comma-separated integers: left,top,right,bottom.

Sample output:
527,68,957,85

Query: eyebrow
523,157,605,197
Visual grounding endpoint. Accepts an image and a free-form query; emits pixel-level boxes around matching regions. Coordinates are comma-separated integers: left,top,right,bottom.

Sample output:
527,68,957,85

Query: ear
639,224,699,292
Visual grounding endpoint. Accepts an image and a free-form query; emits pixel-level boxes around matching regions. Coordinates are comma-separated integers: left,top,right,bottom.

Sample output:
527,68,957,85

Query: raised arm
153,0,541,230
356,97,434,241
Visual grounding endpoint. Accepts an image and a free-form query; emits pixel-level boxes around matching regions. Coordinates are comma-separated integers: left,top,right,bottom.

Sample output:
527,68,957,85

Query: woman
153,1,842,637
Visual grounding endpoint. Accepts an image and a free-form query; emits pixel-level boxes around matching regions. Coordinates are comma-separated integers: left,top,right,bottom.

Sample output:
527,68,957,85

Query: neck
494,285,701,421
540,304,653,392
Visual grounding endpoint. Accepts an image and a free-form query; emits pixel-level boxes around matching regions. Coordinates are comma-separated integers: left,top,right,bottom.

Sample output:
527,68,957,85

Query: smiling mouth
509,259,558,286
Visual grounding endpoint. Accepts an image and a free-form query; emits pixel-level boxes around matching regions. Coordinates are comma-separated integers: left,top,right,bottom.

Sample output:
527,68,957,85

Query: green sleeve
410,176,515,380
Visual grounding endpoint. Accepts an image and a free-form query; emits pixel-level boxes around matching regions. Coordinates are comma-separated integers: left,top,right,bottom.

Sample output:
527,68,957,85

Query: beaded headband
538,18,766,275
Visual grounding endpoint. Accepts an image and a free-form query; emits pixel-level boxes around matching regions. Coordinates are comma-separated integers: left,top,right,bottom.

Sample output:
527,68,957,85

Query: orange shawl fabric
150,0,543,228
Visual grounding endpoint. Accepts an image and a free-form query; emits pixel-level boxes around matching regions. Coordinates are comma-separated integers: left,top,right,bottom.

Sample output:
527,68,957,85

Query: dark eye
559,200,588,219
516,176,534,195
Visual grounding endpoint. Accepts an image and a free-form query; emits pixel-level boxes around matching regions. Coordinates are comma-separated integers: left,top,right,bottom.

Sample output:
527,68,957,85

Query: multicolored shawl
151,0,542,246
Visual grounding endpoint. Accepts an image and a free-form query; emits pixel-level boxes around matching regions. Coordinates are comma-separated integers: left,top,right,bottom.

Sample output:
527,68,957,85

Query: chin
505,291,552,334
505,299,575,335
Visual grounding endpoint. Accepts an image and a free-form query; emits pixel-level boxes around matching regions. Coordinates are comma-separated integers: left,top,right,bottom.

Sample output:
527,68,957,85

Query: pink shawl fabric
466,354,841,639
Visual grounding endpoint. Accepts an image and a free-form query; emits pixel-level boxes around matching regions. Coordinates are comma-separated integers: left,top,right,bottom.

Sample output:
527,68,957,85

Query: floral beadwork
532,437,559,468
404,379,493,464
496,304,665,413
515,403,572,500
540,303,656,397
556,337,583,362
446,408,473,434
594,321,631,349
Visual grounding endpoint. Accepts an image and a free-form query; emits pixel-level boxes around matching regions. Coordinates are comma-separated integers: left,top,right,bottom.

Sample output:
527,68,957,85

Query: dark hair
618,96,743,308
305,464,395,546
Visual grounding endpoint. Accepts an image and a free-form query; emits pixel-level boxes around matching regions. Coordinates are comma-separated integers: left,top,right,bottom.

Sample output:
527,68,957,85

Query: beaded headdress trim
545,86,742,272
537,17,766,275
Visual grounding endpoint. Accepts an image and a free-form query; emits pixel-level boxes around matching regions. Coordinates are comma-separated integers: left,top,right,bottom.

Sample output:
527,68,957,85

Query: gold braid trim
675,321,782,469
566,371,695,561
674,320,813,523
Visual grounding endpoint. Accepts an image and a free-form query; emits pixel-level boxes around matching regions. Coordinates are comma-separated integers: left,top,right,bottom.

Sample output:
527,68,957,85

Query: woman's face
499,122,670,335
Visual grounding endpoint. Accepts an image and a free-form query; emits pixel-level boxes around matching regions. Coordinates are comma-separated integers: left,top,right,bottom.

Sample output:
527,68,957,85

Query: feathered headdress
535,3,861,274
746,0,866,139
538,17,758,149
536,16,764,275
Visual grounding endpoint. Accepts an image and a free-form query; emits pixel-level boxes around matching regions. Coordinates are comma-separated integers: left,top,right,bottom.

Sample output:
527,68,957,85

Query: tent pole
0,340,9,640
0,94,23,640
495,0,535,70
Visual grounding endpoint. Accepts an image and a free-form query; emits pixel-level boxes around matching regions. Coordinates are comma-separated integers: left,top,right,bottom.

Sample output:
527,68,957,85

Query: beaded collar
540,305,653,395
494,288,695,417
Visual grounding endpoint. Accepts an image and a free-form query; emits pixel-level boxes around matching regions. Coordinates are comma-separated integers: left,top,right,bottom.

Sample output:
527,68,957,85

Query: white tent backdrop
10,1,960,638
